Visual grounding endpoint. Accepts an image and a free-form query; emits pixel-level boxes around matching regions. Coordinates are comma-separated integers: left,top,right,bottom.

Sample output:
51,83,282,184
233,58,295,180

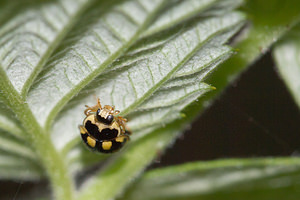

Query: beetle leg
96,98,102,109
84,98,102,116
115,116,131,135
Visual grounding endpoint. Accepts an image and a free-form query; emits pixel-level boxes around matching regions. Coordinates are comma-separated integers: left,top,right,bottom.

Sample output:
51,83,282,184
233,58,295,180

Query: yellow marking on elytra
87,136,96,147
110,121,120,131
116,137,125,143
80,126,87,134
96,121,121,133
102,141,112,150
84,114,96,125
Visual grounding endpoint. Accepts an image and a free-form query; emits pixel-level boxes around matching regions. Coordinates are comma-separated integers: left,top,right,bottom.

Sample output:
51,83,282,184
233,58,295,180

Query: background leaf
273,25,300,109
122,158,300,200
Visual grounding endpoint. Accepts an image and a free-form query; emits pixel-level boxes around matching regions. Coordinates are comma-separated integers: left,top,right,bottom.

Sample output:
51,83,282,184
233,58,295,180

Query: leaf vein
115,8,140,26
91,30,111,54
100,19,127,43
127,71,138,99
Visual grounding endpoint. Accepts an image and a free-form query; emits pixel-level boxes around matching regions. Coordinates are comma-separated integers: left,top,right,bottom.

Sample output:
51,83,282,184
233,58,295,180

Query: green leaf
0,0,245,199
273,25,300,109
122,158,300,200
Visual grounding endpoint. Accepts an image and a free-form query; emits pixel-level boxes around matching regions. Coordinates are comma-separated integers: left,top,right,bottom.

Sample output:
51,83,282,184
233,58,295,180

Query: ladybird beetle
79,98,131,153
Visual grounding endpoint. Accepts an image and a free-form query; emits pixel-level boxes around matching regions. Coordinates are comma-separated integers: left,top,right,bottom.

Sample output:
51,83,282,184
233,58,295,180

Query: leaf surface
122,158,300,200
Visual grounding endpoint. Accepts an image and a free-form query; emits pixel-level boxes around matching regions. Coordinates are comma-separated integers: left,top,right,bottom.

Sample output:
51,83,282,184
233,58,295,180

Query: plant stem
0,68,74,200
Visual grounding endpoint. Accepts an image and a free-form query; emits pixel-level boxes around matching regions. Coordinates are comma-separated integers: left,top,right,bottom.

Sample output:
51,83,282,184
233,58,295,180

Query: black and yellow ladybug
79,98,130,153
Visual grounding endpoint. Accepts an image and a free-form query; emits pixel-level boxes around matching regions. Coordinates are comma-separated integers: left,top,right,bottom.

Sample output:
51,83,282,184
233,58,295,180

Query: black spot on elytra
84,120,118,141
84,120,100,140
100,128,118,140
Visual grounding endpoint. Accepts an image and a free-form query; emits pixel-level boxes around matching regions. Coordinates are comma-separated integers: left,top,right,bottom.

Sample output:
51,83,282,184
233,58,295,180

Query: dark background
152,52,300,168
1,52,300,199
